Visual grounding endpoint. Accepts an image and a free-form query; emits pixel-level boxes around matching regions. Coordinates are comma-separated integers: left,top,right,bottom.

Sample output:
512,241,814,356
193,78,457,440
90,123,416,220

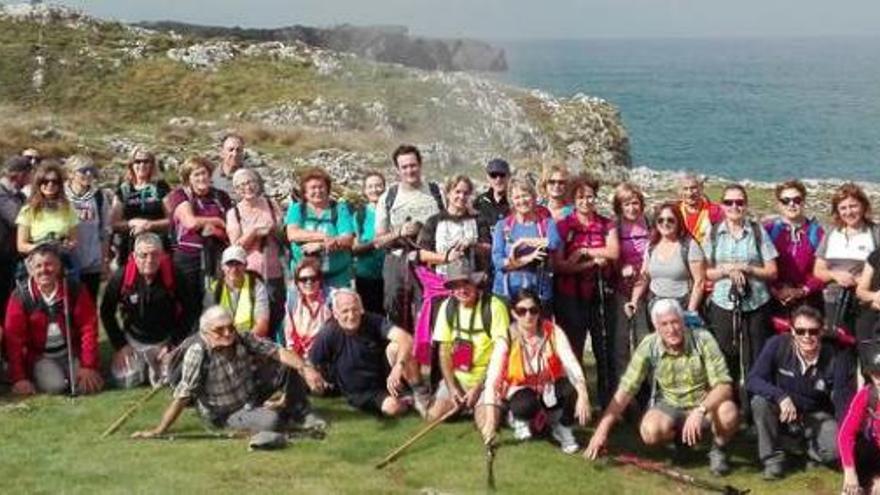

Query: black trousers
554,294,613,408
356,276,385,315
707,302,771,387
509,379,577,426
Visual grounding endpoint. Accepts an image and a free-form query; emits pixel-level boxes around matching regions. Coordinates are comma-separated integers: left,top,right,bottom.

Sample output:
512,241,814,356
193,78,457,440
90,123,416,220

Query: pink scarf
413,266,450,365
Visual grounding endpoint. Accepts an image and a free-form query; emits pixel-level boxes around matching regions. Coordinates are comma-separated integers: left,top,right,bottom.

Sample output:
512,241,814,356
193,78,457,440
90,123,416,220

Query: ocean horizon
495,36,880,182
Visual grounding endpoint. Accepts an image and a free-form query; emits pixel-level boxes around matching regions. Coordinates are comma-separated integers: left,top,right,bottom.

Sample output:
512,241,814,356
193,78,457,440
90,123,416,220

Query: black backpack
444,292,496,339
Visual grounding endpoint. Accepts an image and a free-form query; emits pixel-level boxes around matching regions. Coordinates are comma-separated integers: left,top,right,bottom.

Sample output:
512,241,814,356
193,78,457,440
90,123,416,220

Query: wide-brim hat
443,260,486,289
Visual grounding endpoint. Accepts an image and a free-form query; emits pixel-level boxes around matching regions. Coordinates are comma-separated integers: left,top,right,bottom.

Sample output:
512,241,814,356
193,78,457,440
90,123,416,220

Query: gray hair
508,176,537,199
133,232,164,252
232,167,263,193
329,287,362,309
677,171,704,185
199,305,233,333
65,154,95,173
650,298,684,326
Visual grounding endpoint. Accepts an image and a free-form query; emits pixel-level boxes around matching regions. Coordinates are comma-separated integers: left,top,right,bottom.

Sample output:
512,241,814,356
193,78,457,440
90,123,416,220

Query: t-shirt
226,199,283,280
705,221,778,311
308,313,394,396
616,218,650,294
418,211,491,275
432,296,509,388
648,239,704,299
166,187,232,255
285,201,355,288
353,203,383,279
374,182,443,233
816,226,877,276
16,204,78,244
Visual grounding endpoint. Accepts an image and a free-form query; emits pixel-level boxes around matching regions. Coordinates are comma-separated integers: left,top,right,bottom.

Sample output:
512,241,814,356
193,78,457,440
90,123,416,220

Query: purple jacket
763,218,825,296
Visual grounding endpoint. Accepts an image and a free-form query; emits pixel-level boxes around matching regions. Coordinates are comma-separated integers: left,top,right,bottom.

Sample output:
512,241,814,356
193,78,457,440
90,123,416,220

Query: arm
3,294,31,386
745,259,777,282
586,227,620,261
16,223,38,255
583,388,635,459
686,259,706,312
99,271,127,350
838,387,870,469
133,397,189,437
701,382,734,413
73,288,100,372
856,262,879,306
438,342,464,399
277,346,326,393
172,200,223,232
744,337,786,403
251,281,271,338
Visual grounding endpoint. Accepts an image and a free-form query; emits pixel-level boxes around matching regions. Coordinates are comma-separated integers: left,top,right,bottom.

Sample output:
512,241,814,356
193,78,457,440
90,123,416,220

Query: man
208,245,270,338
308,289,430,417
4,244,103,395
0,156,33,320
133,306,326,437
373,144,444,329
101,233,194,388
212,133,245,198
427,262,508,442
585,299,739,476
677,172,723,247
746,305,855,480
473,158,511,235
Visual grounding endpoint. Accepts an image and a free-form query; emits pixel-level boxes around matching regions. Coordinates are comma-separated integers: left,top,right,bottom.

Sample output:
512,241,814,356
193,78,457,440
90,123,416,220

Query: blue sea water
496,37,880,182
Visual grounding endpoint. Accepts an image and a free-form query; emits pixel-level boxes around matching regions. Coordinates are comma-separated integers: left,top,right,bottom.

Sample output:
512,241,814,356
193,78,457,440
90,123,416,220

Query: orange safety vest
504,320,564,389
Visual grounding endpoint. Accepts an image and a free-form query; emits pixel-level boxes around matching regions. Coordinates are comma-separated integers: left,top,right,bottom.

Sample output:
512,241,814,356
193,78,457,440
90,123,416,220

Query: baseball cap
486,158,510,176
221,245,248,265
4,156,33,174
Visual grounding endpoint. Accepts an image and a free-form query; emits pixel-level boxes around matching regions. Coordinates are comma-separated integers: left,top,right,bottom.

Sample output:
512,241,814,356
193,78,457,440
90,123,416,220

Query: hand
386,362,404,397
842,468,861,495
450,384,468,406
778,396,798,424
302,242,324,255
623,301,637,318
594,257,608,268
584,428,608,460
681,408,704,446
521,247,547,265
464,385,483,409
303,366,327,394
729,268,747,289
128,218,150,235
621,264,636,279
575,394,592,426
872,292,880,310
834,272,857,288
131,428,162,439
12,379,35,396
76,368,104,394
400,221,421,238
112,345,135,373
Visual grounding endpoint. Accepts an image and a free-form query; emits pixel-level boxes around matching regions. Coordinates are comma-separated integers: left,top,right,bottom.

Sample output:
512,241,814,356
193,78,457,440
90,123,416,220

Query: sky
46,0,880,40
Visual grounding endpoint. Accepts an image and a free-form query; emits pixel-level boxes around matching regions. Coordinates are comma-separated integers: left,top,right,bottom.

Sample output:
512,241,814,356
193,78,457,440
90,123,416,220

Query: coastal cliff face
0,3,628,199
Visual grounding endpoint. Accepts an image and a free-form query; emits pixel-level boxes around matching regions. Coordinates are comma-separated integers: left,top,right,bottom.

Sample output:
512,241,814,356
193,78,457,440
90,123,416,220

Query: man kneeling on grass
584,298,739,476
132,306,327,438
308,288,431,417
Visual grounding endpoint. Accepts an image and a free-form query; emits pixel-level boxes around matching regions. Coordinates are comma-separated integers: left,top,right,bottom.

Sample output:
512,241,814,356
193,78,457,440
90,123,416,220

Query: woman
285,167,355,289
705,184,778,392
815,183,880,340
539,163,573,220
65,155,111,299
16,161,78,265
110,147,170,265
226,168,285,339
485,288,590,454
165,156,232,318
764,180,825,316
352,172,386,315
838,343,880,495
630,201,706,320
491,176,561,308
283,258,332,356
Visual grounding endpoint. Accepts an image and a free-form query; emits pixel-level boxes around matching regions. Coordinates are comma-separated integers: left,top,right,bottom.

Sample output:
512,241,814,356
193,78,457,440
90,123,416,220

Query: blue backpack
766,217,822,251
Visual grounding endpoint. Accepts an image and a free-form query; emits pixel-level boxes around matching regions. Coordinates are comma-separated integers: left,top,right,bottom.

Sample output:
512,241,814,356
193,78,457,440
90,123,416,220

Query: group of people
4,138,880,493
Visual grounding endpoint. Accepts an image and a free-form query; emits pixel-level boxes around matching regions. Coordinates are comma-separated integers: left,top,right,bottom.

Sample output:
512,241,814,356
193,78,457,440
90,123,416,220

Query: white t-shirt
817,227,877,274
374,182,443,233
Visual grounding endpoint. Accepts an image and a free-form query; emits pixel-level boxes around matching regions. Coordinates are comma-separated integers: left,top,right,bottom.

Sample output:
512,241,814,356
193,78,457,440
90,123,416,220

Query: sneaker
708,445,731,476
511,417,532,441
551,422,579,454
762,461,785,481
293,412,327,431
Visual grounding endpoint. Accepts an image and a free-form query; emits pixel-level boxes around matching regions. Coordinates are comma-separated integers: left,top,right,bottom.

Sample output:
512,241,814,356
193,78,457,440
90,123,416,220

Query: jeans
751,395,838,465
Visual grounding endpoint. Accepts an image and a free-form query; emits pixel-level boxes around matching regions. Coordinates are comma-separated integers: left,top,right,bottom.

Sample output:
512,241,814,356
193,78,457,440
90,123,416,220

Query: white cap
221,245,247,265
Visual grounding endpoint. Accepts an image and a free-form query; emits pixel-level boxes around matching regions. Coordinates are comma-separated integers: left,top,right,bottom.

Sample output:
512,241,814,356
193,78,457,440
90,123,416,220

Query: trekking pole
730,286,749,419
486,439,497,490
62,276,77,397
596,270,611,406
375,404,460,469
612,453,750,494
100,385,164,438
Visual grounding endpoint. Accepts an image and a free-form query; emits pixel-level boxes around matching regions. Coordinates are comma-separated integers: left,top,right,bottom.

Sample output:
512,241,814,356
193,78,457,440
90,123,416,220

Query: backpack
384,182,444,221
767,217,822,251
290,200,338,229
165,333,212,389
709,219,765,266
444,292,495,339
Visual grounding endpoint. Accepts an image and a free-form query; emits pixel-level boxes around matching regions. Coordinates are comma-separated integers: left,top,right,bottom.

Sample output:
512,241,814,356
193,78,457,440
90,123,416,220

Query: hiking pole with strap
486,439,497,490
596,270,611,407
832,287,855,337
612,453,750,495
375,404,460,469
101,385,165,438
730,284,749,420
62,276,77,397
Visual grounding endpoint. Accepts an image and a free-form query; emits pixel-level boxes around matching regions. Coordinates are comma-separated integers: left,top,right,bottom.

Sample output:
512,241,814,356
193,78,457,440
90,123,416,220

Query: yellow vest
214,275,256,333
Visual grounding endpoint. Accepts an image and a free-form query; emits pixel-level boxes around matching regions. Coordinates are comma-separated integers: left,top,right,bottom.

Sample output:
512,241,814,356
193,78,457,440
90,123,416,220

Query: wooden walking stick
376,404,460,469
100,386,164,438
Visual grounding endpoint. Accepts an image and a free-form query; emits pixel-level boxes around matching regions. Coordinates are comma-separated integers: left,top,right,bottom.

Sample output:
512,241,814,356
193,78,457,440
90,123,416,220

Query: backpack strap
750,219,765,266
806,218,822,251
384,184,399,221
768,218,785,244
444,293,494,340
428,182,444,212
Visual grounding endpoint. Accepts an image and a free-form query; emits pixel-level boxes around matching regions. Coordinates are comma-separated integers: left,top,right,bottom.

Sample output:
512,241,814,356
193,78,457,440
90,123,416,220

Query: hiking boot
551,422,579,454
762,461,785,481
708,444,731,476
292,412,327,431
511,417,532,441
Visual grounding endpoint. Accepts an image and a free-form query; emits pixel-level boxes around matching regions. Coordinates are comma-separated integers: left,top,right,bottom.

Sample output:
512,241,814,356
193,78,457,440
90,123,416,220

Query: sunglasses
779,196,804,206
548,180,567,186
132,159,153,165
656,216,677,226
297,275,321,284
40,178,61,186
792,326,821,337
513,306,541,316
722,199,746,208
76,167,98,176
211,324,236,335
488,172,507,179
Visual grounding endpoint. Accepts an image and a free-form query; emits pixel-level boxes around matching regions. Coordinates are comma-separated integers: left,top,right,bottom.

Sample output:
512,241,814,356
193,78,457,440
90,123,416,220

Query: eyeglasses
548,180,567,186
578,195,596,203
25,156,41,164
792,326,821,337
297,275,321,284
211,324,236,335
779,196,804,206
722,199,746,208
135,251,161,260
488,172,507,179
656,216,677,226
132,159,153,165
40,178,61,186
234,180,256,188
513,306,541,316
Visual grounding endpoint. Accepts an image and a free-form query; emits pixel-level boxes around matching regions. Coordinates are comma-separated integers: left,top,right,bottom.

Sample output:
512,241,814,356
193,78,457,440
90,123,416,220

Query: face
13,170,32,189
234,175,259,200
38,172,62,199
395,152,422,187
295,267,322,297
510,186,535,216
332,293,364,333
203,318,236,348
448,180,472,212
487,170,509,193
871,371,880,388
449,280,478,305
134,243,162,277
655,311,685,350
655,207,679,239
837,196,864,228
546,173,568,200
22,149,41,167
72,165,97,188
791,315,822,356
679,178,702,207
721,188,747,222
304,178,329,206
222,261,246,286
29,253,61,288
189,166,212,194
131,153,154,182
364,175,385,203
221,137,244,171
513,298,541,330
621,195,643,221
777,187,805,222
574,186,596,216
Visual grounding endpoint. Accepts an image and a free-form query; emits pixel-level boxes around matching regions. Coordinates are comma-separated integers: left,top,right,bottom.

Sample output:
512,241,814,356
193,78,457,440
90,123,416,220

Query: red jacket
3,279,100,383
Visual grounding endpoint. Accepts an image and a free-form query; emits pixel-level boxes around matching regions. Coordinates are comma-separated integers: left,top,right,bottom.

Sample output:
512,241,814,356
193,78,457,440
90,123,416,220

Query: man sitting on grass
308,288,431,417
584,298,739,476
132,306,327,438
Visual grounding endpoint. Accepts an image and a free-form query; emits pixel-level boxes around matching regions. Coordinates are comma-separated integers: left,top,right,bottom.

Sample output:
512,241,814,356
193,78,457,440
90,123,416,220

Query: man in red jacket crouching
4,243,103,395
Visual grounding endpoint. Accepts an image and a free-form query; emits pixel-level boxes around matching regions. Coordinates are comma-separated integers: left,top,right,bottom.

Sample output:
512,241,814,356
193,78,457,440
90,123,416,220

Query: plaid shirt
173,333,278,419
619,329,731,409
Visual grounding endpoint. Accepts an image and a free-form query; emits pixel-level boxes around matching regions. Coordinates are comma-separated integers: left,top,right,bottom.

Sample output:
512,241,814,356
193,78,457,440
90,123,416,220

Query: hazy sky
49,1,880,40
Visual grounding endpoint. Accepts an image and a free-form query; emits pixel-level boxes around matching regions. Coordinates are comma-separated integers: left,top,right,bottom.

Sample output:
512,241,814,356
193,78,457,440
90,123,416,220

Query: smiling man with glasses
746,305,855,480
474,158,511,234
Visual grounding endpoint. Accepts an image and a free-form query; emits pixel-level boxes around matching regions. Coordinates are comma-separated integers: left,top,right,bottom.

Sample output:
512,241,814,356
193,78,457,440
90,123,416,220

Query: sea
496,37,880,182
